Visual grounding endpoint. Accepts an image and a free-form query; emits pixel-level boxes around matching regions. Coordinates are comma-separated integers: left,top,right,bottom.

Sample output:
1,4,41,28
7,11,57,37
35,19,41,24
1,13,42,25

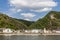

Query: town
0,28,60,35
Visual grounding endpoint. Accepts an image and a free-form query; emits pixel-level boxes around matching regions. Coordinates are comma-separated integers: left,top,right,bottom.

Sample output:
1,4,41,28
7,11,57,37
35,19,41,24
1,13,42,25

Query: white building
24,30,31,33
54,30,60,33
24,29,43,33
31,29,39,33
44,28,47,33
44,28,52,33
3,28,13,33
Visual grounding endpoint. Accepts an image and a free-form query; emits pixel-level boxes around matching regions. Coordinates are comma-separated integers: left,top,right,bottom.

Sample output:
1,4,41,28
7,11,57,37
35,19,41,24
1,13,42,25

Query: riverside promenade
0,33,60,36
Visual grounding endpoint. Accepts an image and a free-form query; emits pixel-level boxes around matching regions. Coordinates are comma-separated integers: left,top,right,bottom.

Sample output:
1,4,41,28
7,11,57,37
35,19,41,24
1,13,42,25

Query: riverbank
0,33,60,36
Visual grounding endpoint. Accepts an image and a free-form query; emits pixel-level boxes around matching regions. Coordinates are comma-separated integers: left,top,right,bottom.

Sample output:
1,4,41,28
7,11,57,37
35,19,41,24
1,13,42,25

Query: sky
0,0,60,21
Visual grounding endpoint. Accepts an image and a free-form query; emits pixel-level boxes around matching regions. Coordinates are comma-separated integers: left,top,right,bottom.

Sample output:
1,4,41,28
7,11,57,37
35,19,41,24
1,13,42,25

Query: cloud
20,13,36,21
8,0,58,21
21,13,36,18
24,18,31,21
9,0,57,12
9,8,22,13
31,8,52,12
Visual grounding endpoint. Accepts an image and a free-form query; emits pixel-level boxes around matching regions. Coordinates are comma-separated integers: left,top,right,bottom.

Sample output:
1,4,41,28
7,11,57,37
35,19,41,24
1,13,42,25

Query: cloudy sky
0,0,60,21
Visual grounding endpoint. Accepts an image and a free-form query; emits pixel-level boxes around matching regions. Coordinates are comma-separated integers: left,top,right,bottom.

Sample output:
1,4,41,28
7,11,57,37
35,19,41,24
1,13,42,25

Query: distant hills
29,11,60,30
0,11,60,30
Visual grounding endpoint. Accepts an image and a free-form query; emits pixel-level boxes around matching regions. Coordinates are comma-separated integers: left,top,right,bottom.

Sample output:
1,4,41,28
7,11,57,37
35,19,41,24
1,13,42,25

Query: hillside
0,13,28,30
14,19,34,26
29,11,60,30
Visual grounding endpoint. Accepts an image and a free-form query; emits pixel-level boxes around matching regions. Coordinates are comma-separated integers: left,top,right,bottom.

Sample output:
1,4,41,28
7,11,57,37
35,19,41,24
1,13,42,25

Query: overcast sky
0,0,60,21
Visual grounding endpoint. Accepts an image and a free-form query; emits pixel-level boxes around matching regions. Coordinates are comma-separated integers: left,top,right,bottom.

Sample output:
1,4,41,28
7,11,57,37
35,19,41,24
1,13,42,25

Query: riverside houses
14,30,22,34
0,28,13,33
24,29,43,33
52,29,60,33
0,28,4,33
43,28,52,33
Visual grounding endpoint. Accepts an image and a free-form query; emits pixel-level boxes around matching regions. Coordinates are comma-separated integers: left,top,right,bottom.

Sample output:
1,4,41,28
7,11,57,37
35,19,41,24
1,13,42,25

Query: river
0,35,60,40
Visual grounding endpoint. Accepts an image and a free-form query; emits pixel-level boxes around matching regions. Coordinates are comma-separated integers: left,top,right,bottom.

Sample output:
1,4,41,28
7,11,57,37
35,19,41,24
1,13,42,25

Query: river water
0,35,60,40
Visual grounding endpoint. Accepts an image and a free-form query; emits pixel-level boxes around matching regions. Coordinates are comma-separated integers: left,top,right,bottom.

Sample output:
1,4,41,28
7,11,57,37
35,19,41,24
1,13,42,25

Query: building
53,30,60,33
0,28,13,33
3,28,13,33
24,29,43,33
44,28,47,33
0,28,4,33
44,28,52,33
24,30,31,33
31,29,42,33
14,30,22,34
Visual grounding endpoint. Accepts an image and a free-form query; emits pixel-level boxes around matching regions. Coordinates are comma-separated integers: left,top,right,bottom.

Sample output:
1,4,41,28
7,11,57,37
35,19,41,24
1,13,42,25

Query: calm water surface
0,35,60,40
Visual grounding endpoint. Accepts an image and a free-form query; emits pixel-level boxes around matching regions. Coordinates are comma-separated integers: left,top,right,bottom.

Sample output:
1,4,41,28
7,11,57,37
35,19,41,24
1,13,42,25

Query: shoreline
0,33,60,36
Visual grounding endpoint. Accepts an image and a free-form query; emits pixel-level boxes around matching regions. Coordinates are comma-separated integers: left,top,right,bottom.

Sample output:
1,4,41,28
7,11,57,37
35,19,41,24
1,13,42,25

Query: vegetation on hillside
0,13,28,30
0,11,60,30
14,19,34,26
29,11,60,30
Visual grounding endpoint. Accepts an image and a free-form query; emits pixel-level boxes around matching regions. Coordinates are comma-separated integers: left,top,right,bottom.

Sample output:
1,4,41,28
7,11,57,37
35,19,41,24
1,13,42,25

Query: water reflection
0,35,60,40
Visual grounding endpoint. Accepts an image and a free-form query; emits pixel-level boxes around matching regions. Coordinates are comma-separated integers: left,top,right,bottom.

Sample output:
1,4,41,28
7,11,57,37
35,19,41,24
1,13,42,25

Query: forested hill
14,19,34,26
0,13,29,30
29,11,60,30
0,11,60,30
